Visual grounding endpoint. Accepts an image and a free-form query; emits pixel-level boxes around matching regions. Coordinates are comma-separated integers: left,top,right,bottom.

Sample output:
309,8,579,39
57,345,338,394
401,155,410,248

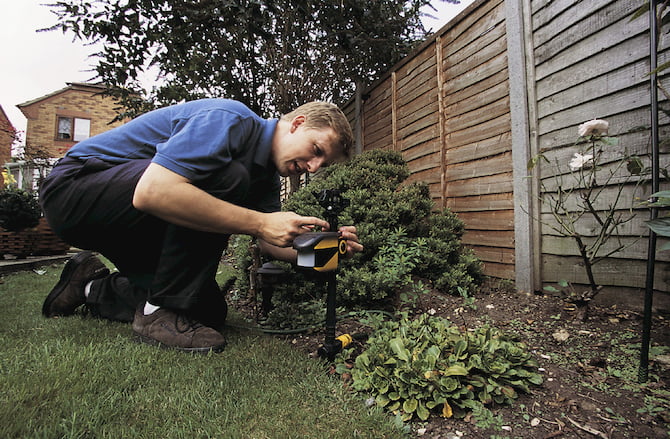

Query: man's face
273,115,340,177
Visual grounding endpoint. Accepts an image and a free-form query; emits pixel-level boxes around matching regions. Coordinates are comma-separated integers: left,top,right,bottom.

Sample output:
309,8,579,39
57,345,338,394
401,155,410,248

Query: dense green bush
232,150,482,327
0,187,41,232
341,312,543,421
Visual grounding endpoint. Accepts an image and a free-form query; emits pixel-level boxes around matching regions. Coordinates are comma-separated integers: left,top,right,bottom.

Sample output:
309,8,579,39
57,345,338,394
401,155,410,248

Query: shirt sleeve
152,109,252,181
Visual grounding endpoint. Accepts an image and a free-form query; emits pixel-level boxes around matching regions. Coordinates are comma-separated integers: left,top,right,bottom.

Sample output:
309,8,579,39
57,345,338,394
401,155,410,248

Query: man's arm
133,163,327,247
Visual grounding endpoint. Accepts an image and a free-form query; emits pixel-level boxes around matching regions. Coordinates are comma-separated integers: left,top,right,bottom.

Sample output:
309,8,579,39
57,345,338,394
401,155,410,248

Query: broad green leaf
443,365,468,376
501,386,517,399
389,338,410,362
646,218,670,237
376,394,390,407
416,402,430,420
403,398,418,413
356,352,370,368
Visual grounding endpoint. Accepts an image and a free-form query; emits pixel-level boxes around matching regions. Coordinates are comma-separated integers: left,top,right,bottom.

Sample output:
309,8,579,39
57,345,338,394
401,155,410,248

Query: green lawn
0,260,405,439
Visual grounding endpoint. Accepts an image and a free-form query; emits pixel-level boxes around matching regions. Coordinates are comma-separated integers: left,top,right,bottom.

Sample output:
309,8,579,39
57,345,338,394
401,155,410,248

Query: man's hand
258,211,329,247
338,225,364,257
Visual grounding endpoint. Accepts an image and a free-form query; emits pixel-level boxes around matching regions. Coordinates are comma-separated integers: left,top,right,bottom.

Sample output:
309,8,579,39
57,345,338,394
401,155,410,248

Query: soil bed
230,280,670,438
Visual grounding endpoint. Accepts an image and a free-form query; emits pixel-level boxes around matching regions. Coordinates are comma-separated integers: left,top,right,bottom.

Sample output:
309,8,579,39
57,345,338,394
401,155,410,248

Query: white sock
84,281,94,298
143,302,161,315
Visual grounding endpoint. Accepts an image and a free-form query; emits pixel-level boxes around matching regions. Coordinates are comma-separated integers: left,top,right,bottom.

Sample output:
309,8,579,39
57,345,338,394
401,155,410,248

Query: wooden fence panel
531,0,670,299
340,0,669,303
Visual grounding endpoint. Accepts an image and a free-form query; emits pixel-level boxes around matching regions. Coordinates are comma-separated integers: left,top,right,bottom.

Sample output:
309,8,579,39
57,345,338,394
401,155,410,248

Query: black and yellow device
293,189,352,361
294,232,347,272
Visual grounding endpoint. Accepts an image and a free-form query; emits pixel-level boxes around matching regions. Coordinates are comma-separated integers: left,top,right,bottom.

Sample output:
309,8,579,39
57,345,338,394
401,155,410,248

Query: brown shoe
42,251,110,317
132,307,226,354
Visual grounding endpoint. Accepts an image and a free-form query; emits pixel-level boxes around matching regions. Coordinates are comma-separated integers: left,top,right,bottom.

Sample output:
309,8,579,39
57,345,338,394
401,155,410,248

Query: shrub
342,313,543,421
234,150,482,327
0,187,41,232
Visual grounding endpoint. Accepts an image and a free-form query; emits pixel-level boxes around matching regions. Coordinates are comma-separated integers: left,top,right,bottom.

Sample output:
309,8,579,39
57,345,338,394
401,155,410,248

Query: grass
0,260,406,439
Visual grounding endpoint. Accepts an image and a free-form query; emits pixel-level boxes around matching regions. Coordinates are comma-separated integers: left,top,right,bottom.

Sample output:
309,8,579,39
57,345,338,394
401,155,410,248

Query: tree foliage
42,0,457,118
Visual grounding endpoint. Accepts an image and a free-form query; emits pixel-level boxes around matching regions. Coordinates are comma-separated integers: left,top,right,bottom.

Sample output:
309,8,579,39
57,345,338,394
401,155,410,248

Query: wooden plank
402,124,440,152
398,105,438,140
445,112,511,150
398,81,437,114
534,0,628,57
407,150,441,173
445,172,514,197
438,0,504,54
442,34,507,90
539,39,670,103
363,123,392,147
537,84,652,137
542,234,667,262
531,0,574,30
443,51,509,101
477,260,515,280
445,95,510,134
440,0,505,57
537,107,670,152
537,54,652,116
457,209,515,230
397,94,439,122
541,254,669,290
540,211,657,239
398,67,437,103
446,192,514,212
404,140,439,162
405,168,441,187
442,69,508,108
363,80,392,110
446,151,512,181
396,48,437,92
443,24,507,80
538,184,649,216
539,130,670,172
444,79,510,118
534,10,647,82
444,130,511,165
470,246,515,264
462,229,515,248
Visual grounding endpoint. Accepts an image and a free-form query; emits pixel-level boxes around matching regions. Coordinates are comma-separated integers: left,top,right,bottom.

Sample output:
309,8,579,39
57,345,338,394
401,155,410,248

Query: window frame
55,115,91,142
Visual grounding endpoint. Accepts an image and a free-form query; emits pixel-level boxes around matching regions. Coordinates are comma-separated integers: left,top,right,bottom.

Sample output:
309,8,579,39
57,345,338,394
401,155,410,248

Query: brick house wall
17,82,126,159
0,105,15,169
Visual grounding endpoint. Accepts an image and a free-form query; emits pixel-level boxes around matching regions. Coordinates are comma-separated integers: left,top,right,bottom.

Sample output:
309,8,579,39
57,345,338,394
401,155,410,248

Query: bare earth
231,280,670,438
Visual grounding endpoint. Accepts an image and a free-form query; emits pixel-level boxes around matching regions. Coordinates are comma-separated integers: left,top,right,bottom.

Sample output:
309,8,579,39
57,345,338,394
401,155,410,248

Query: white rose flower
569,153,594,171
578,119,608,137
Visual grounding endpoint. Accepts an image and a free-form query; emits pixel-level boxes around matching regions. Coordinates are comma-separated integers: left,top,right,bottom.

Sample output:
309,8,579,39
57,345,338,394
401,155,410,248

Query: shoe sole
133,333,226,354
41,251,94,317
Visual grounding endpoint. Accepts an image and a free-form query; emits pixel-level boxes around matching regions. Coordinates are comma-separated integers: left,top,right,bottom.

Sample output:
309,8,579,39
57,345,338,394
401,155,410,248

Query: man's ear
290,115,306,133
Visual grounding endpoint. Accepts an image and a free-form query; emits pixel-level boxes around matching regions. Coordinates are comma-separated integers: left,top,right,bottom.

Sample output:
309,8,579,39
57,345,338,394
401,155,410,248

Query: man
40,99,362,353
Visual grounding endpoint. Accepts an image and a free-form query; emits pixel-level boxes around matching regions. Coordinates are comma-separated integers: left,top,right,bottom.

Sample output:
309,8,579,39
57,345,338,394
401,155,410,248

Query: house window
56,116,91,141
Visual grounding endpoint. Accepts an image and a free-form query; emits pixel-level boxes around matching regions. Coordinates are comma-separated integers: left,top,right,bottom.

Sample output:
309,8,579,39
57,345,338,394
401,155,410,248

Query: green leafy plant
0,187,41,232
643,190,670,250
281,150,483,309
342,313,542,421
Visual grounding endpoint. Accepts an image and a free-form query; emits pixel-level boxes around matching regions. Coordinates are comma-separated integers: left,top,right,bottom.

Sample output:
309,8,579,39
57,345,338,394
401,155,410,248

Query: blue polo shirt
66,99,281,212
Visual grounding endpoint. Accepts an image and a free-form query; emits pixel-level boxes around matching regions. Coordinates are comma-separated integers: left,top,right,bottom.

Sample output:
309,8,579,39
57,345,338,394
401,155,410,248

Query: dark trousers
39,157,249,322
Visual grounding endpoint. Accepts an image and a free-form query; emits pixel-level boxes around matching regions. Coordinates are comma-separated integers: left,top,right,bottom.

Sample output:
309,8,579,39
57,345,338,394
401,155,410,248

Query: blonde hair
282,102,354,159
